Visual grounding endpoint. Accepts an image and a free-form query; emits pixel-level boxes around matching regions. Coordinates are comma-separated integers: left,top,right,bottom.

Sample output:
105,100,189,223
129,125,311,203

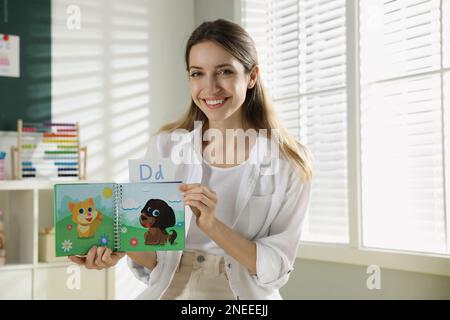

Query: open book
53,182,185,256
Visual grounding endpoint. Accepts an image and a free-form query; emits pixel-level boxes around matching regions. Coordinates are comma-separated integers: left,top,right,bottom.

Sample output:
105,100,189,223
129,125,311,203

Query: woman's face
188,41,257,125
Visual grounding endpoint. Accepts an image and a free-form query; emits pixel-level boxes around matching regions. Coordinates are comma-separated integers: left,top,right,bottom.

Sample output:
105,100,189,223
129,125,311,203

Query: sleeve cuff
126,256,153,284
253,241,292,288
126,251,165,286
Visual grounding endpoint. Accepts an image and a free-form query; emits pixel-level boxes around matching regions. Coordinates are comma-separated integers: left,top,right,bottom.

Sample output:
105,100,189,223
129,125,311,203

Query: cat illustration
68,198,103,238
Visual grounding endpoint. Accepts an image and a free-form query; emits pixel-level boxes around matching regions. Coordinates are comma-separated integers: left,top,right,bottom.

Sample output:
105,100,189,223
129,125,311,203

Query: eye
79,208,84,214
152,210,160,217
218,69,233,75
190,71,202,78
147,206,152,212
88,208,92,212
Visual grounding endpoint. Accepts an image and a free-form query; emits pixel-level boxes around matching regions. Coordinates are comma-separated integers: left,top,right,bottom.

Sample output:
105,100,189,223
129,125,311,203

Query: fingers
189,205,201,218
70,247,124,270
185,200,208,214
94,246,108,268
85,246,102,270
101,248,113,266
181,184,217,218
180,183,211,194
179,183,192,191
181,184,217,201
102,248,125,266
184,192,215,209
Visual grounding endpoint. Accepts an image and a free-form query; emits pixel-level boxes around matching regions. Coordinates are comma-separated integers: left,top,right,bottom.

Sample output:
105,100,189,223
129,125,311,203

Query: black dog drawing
139,199,177,245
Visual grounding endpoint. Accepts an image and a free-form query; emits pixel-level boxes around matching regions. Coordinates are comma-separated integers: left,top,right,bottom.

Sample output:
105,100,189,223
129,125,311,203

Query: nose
205,75,222,93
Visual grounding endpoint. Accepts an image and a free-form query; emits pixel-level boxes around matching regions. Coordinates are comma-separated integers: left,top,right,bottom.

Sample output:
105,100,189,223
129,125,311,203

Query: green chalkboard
0,0,51,131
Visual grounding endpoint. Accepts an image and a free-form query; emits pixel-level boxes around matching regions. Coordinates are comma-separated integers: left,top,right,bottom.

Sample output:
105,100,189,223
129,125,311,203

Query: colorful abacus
11,119,87,180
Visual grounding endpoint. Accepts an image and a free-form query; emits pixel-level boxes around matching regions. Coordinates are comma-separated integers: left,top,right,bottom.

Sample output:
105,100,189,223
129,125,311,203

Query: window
242,0,450,255
242,0,349,244
360,0,450,254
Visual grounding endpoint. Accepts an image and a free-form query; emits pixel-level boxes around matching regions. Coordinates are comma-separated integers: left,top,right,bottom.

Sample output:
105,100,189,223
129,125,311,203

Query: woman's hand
68,246,125,270
180,183,218,233
180,183,257,274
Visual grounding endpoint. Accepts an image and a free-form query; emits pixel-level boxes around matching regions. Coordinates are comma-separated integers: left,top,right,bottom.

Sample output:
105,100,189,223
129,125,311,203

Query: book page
128,158,177,182
54,183,116,256
119,182,185,252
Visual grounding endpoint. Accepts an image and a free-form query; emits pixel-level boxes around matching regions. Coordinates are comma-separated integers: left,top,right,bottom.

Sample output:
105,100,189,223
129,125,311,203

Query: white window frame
236,0,450,277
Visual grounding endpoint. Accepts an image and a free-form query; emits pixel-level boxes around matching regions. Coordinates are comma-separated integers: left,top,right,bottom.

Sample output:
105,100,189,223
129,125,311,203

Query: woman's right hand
69,246,125,270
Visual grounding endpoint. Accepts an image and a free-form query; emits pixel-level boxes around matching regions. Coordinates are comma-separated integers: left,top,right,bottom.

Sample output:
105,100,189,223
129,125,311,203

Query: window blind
242,0,349,244
360,0,450,254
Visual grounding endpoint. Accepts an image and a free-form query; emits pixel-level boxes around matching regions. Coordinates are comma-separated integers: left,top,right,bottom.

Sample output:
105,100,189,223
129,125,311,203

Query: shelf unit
0,181,114,299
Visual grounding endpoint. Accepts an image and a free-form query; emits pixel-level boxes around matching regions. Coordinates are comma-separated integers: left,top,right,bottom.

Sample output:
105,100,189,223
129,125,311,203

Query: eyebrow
189,64,234,70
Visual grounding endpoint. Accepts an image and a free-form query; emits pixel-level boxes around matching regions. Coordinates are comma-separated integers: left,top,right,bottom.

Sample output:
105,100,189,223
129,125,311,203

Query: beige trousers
161,250,235,300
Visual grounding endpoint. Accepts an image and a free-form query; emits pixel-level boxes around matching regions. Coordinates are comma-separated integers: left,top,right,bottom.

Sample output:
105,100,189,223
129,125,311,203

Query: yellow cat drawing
68,198,103,238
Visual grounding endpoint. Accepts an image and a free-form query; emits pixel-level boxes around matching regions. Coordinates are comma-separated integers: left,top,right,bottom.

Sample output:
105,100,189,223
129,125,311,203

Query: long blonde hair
159,19,314,182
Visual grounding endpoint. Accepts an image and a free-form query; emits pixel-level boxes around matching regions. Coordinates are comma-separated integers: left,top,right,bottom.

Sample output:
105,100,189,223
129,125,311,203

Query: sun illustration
103,187,113,198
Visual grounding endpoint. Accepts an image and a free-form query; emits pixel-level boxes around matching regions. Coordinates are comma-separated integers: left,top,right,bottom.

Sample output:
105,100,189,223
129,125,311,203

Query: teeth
205,99,225,105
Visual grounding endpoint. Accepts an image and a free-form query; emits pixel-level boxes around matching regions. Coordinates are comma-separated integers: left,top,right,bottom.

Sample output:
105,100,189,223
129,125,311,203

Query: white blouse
186,159,248,255
128,129,312,299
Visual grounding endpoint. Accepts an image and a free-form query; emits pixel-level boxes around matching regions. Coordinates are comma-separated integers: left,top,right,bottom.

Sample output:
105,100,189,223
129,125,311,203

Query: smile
203,97,229,109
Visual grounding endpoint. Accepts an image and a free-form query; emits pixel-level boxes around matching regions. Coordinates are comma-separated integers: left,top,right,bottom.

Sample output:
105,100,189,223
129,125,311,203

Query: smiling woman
187,41,257,123
161,19,313,179
144,19,313,300
70,18,314,301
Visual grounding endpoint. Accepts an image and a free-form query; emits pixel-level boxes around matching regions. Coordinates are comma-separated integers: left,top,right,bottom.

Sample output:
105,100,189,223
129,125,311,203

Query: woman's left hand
180,183,218,233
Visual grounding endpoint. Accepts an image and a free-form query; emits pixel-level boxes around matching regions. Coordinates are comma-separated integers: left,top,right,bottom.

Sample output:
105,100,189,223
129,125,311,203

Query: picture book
53,182,185,256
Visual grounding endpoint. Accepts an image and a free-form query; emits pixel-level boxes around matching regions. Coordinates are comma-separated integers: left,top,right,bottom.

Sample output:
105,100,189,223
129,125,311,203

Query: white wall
194,0,238,26
52,0,194,183
282,258,450,299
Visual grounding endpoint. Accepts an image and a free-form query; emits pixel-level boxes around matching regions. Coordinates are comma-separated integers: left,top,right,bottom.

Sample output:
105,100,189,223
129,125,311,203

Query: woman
69,19,313,300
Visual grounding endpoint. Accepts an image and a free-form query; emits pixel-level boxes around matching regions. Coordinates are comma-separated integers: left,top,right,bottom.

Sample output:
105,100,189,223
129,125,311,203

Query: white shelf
0,179,107,190
0,180,54,190
36,261,73,268
0,264,34,271
0,182,112,299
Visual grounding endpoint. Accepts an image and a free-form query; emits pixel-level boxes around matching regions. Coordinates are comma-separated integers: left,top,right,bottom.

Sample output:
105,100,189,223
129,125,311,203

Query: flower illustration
121,226,128,234
98,234,110,247
61,240,72,252
130,237,138,247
